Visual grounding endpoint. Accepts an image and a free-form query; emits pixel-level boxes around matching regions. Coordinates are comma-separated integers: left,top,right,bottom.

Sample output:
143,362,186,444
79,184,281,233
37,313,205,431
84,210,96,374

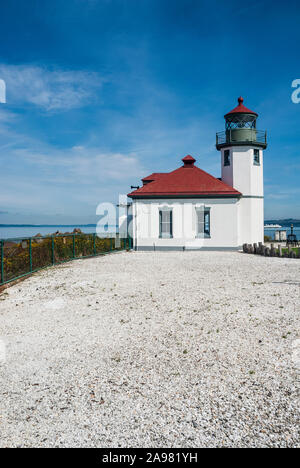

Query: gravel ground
0,251,299,448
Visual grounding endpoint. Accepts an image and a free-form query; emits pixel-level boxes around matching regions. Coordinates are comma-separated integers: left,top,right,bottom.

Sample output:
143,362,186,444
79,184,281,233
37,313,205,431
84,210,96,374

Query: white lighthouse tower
216,97,267,246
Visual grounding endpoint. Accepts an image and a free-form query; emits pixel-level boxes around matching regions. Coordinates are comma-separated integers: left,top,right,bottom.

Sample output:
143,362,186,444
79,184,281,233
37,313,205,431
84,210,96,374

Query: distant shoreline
0,223,298,242
0,221,299,228
0,224,98,227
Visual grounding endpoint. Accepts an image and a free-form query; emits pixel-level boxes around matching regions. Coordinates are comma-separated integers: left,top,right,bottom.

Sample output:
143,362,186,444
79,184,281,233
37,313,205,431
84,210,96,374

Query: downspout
134,200,138,251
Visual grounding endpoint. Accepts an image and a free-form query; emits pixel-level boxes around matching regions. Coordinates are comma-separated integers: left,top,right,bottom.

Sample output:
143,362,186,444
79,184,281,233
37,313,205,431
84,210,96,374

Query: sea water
0,225,118,240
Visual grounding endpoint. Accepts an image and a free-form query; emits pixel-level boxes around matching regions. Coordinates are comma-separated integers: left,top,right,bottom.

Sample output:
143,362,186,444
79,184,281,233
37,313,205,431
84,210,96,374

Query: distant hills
265,219,300,227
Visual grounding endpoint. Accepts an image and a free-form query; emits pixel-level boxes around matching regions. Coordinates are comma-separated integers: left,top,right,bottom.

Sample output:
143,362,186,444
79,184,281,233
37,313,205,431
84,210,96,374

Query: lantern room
216,97,267,150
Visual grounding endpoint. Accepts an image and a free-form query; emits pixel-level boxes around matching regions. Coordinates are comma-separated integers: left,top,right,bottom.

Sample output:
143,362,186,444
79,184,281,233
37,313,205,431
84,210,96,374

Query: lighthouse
127,97,267,251
216,97,267,245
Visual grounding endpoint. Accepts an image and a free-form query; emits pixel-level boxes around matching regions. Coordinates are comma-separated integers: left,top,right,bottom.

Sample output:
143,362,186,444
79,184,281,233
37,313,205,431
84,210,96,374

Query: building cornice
129,194,242,200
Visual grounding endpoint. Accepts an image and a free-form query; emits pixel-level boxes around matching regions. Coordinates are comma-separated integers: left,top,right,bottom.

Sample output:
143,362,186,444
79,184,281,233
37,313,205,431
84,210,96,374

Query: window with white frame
224,149,230,166
253,149,260,165
159,208,173,238
196,207,210,238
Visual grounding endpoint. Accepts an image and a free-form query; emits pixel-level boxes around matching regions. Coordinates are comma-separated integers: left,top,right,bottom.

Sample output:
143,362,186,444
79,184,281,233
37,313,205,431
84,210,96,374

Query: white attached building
127,97,267,251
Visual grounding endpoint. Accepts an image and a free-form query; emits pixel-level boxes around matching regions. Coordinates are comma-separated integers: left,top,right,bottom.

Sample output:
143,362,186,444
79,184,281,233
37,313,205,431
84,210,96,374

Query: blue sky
0,0,299,224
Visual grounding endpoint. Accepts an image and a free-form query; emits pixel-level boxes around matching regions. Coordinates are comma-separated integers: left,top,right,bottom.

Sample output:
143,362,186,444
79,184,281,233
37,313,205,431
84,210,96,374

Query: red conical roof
225,97,258,118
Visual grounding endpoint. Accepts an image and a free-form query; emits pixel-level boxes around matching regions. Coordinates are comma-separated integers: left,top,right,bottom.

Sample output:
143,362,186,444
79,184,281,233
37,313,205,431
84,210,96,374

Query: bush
1,234,129,284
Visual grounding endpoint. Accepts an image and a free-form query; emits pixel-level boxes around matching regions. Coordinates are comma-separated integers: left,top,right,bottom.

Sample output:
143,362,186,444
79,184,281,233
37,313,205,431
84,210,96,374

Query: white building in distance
127,97,267,251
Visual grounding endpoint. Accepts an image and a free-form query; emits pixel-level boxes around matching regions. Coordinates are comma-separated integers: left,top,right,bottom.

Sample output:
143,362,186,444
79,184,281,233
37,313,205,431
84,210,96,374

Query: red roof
225,97,258,117
142,173,166,182
128,156,241,198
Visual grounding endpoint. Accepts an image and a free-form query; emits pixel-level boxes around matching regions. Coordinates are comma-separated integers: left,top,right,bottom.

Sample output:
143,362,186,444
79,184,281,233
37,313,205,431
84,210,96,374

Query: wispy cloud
265,184,300,200
11,145,145,183
0,138,147,217
0,107,17,125
0,64,104,111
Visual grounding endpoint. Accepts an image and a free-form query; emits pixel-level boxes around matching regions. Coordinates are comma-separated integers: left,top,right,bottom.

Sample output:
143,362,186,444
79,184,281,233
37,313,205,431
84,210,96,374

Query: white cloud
265,184,300,201
0,107,16,124
0,78,6,103
0,64,104,111
11,145,145,184
0,140,146,218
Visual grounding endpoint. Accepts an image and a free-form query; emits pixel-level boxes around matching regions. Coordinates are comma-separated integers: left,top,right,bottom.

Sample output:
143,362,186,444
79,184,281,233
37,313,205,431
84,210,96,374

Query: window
204,210,210,236
159,209,173,238
196,208,210,238
224,149,230,166
253,149,260,165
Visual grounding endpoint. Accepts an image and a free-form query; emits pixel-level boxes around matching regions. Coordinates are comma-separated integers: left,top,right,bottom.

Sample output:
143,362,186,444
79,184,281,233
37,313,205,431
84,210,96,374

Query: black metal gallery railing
216,129,267,147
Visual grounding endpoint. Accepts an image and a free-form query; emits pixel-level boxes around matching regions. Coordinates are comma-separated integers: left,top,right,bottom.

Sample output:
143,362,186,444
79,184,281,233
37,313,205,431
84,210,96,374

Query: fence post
73,234,76,258
0,240,4,284
93,233,96,255
29,238,32,272
52,237,55,265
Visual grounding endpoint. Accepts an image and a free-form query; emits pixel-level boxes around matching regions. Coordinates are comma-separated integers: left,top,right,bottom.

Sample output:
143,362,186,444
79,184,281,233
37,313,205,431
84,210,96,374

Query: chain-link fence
0,233,132,286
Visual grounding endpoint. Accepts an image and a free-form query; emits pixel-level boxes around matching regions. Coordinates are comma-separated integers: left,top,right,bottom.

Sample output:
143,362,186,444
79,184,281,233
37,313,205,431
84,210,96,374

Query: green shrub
2,234,129,284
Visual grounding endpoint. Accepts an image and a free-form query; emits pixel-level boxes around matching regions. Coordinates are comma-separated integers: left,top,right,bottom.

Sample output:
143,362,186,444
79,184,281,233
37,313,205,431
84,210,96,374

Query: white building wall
131,198,240,250
221,146,264,196
237,197,264,245
221,146,264,245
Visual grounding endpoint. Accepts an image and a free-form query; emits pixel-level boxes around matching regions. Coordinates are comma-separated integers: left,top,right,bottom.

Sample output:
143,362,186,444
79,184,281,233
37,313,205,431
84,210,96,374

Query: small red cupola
182,155,196,167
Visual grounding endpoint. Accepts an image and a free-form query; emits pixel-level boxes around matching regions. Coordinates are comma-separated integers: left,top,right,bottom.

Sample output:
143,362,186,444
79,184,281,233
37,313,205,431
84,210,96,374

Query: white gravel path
0,251,299,448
